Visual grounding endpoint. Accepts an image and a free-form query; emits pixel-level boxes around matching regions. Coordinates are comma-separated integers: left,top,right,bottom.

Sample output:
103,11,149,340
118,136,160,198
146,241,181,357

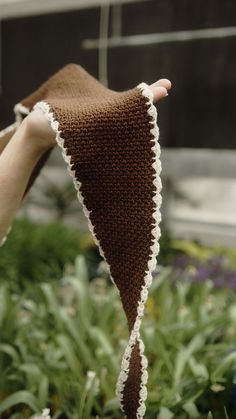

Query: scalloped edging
0,103,30,143
0,86,162,419
14,103,30,124
32,101,115,285
0,103,29,141
115,82,162,418
0,100,115,283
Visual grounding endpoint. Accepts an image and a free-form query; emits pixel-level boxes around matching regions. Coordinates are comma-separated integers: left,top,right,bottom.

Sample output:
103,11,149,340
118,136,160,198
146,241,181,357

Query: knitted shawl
0,64,162,419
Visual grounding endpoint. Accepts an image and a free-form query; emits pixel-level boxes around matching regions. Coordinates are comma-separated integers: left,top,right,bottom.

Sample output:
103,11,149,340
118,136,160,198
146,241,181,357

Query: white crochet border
115,82,162,418
0,101,115,284
32,101,115,285
0,86,162,419
0,102,29,140
33,90,161,419
0,122,17,139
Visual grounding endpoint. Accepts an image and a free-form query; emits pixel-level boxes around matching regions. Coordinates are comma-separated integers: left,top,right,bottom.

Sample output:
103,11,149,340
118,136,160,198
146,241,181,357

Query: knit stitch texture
0,64,162,419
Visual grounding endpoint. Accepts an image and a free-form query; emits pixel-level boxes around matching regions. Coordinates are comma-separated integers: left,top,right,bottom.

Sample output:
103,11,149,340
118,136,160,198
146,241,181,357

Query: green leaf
19,363,42,382
75,255,89,283
60,313,95,369
0,343,20,363
40,283,62,325
174,334,205,387
150,267,172,294
183,401,200,418
157,407,174,419
83,375,99,418
38,375,49,407
189,356,209,380
56,334,80,373
212,351,236,380
104,397,120,413
224,406,230,419
0,390,40,414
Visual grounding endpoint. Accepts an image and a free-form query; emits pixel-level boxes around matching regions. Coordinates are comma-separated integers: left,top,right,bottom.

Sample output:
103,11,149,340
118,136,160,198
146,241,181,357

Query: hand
149,78,172,103
22,108,56,152
22,78,172,152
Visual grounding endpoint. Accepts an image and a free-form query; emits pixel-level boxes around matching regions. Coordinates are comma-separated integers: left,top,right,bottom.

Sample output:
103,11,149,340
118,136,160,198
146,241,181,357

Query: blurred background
1,2,236,418
0,0,236,246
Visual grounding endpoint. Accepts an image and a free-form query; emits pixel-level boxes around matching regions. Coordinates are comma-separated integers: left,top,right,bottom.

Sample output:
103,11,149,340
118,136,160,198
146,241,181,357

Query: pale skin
0,79,171,243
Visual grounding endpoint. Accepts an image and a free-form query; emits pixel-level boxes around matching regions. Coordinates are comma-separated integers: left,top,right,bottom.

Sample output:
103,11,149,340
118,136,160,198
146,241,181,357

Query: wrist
20,110,56,153
13,118,50,160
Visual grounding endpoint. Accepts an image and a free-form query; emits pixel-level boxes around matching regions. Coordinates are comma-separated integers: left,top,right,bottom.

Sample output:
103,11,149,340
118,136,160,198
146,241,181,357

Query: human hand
149,78,172,103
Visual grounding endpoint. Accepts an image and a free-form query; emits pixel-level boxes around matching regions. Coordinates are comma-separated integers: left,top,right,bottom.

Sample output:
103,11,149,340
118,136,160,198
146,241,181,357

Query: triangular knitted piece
0,64,162,418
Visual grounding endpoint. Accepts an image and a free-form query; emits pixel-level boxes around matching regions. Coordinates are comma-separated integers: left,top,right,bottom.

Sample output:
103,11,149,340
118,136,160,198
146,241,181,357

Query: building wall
0,0,235,148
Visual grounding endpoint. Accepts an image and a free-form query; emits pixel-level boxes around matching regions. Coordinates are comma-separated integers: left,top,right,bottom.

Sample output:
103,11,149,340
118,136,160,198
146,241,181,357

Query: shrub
0,254,236,417
0,219,100,290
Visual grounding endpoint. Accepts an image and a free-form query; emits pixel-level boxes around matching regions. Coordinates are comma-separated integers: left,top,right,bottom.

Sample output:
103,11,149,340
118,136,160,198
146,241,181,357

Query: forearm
0,119,48,243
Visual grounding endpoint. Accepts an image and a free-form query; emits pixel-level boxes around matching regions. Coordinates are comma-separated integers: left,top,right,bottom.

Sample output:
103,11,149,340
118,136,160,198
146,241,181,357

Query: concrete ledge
0,0,146,20
161,148,236,179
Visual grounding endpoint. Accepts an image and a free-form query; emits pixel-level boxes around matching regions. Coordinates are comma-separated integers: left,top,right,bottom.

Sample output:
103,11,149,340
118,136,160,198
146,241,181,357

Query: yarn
0,64,162,418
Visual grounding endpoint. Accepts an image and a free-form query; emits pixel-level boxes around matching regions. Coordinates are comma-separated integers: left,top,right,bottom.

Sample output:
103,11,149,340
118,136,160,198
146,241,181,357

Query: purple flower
171,252,236,291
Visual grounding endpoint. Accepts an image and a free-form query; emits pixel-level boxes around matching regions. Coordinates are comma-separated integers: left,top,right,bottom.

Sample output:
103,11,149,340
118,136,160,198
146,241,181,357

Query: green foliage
0,248,236,417
0,219,100,289
29,176,79,220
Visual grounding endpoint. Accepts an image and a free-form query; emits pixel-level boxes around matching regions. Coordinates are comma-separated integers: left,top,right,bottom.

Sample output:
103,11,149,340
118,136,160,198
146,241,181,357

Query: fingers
150,78,172,90
149,78,172,103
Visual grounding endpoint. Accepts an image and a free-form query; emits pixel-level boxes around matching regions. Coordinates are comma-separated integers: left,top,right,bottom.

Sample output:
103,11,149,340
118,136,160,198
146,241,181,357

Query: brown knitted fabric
0,64,162,418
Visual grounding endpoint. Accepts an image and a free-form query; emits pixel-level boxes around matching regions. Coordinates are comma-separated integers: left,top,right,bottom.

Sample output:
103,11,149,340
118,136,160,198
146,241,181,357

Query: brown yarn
0,64,161,418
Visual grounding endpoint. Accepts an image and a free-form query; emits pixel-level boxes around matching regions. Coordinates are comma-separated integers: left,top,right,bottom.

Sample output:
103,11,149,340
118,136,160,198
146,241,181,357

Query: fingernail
165,93,169,96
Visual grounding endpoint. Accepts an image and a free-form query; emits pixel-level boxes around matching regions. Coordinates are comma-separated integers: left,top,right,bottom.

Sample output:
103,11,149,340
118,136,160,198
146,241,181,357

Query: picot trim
0,101,115,284
14,103,30,124
0,122,18,138
115,82,162,418
0,85,162,419
32,101,115,285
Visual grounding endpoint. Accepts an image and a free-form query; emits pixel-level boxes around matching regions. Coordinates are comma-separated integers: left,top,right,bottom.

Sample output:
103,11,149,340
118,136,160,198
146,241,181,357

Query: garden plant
0,220,236,418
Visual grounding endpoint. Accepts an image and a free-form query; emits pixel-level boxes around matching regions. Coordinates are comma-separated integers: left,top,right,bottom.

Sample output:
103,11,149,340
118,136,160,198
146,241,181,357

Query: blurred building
0,0,236,245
